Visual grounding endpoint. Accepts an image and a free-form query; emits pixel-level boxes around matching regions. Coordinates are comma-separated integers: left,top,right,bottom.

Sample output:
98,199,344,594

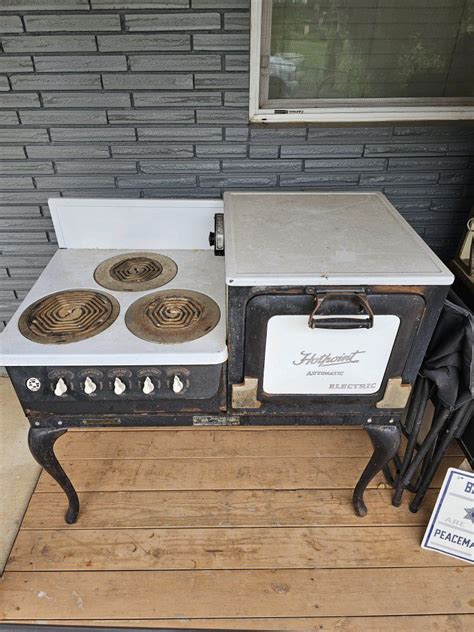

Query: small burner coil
94,252,177,292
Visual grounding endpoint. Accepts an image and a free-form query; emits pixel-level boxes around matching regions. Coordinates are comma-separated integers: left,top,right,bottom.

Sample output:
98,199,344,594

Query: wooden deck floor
1,427,473,631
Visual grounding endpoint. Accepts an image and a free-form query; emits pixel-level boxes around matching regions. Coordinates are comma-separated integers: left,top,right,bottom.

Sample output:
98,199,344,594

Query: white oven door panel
263,314,400,395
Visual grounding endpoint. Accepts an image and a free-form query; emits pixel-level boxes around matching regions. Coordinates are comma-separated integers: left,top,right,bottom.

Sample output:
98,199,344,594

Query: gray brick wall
0,0,473,329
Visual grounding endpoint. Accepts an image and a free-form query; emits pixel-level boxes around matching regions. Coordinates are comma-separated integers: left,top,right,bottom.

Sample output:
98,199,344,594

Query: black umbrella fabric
392,291,474,512
421,294,473,411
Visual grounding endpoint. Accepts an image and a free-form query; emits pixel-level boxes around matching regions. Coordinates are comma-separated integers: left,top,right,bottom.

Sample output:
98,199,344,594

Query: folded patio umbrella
421,292,473,412
393,291,473,511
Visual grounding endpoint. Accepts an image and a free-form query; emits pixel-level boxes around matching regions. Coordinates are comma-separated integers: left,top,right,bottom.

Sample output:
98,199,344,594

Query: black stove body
7,361,227,525
227,284,448,423
8,363,227,424
3,192,455,523
224,283,450,517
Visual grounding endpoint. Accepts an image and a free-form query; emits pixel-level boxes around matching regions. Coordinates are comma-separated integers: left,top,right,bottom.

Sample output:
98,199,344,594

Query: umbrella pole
398,407,451,493
409,400,474,512
393,377,429,506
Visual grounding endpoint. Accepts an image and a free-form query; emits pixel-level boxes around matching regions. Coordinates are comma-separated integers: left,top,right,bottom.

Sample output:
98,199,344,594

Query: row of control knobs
29,375,185,396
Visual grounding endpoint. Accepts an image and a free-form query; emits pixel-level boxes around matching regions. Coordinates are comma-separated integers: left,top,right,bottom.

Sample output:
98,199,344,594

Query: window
249,0,474,122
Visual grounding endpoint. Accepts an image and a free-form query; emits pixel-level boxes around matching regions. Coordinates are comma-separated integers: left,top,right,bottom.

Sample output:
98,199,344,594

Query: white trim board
250,107,474,124
0,377,41,574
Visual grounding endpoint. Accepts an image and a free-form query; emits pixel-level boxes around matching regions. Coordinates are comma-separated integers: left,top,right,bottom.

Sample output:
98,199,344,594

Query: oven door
241,288,425,413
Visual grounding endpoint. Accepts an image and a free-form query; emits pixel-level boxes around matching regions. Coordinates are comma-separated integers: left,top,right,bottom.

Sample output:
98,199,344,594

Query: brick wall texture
0,0,473,329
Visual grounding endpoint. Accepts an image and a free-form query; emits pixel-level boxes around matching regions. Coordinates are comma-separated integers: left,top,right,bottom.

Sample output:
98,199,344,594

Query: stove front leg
28,427,79,524
353,424,401,518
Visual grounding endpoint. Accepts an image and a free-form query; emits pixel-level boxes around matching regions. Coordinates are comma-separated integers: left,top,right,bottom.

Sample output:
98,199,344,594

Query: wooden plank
1,568,473,619
22,489,438,529
7,525,462,571
56,428,463,459
57,428,376,459
6,616,474,631
35,455,461,492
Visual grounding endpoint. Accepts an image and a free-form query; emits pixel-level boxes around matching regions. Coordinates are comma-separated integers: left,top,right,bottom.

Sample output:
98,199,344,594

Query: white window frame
249,0,474,124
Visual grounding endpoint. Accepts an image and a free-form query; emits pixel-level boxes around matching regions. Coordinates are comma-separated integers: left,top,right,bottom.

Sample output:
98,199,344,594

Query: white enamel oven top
224,191,454,287
0,249,227,366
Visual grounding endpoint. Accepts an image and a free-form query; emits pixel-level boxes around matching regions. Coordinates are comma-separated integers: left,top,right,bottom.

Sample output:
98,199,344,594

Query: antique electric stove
0,193,453,522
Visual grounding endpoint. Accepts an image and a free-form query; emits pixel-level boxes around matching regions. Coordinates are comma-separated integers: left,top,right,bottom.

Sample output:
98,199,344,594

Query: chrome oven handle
308,293,374,330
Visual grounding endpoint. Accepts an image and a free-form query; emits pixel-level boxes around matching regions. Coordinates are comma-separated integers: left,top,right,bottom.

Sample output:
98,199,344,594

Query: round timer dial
26,377,41,392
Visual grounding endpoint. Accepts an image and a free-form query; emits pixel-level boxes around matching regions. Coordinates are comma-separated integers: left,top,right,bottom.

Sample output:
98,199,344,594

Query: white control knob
114,377,126,395
84,376,97,395
142,376,155,395
172,375,184,394
54,378,68,397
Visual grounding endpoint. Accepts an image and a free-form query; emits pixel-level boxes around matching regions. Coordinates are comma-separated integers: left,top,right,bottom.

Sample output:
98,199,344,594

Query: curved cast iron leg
353,424,401,518
28,427,79,524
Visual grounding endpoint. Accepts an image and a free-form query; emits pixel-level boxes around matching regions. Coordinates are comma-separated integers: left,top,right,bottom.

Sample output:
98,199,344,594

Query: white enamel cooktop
0,249,227,366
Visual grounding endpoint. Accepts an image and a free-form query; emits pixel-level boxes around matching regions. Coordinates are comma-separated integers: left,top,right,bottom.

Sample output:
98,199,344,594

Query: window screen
262,0,473,103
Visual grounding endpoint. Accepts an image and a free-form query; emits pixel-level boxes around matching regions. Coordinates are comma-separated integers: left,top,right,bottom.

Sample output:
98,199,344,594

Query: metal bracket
455,215,474,277
193,415,240,426
209,213,225,256
232,377,261,409
376,377,412,409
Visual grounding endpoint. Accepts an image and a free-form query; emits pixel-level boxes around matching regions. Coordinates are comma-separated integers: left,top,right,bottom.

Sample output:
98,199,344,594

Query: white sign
422,467,474,564
263,314,400,395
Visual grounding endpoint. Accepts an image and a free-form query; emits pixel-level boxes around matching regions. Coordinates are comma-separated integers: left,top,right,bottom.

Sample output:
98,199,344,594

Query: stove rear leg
353,424,401,518
28,427,79,524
